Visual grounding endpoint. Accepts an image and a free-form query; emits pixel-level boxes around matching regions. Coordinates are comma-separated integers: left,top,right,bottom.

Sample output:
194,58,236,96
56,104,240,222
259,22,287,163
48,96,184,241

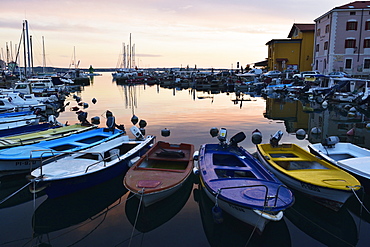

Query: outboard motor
270,130,283,148
229,132,246,147
322,136,339,148
77,111,89,125
139,119,147,136
217,128,227,147
130,126,144,140
106,110,116,131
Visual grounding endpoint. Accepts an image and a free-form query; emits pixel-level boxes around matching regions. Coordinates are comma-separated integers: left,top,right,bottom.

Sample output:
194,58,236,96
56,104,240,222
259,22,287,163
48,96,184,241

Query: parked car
328,71,351,78
246,68,263,75
262,70,282,77
292,71,321,79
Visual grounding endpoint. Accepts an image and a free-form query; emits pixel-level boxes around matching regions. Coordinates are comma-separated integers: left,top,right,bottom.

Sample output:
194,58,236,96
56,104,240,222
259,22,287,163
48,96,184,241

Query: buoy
212,205,224,224
161,128,170,137
366,123,370,130
322,100,328,108
92,98,97,104
70,106,80,111
139,119,147,128
296,129,306,140
251,129,262,144
210,127,219,137
91,116,100,125
131,115,139,125
310,127,321,135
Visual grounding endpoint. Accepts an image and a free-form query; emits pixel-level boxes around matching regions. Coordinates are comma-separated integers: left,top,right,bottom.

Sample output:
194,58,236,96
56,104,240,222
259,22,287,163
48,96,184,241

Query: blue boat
0,127,124,172
0,122,53,137
194,128,294,233
29,126,155,198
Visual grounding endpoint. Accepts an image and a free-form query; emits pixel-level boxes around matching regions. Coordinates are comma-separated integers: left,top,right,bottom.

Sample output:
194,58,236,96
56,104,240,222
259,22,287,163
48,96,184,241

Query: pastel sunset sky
0,0,348,69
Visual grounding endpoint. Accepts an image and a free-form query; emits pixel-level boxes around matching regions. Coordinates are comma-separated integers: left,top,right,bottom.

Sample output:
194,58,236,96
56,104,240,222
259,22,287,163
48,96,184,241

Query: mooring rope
0,181,32,205
128,188,144,247
351,187,370,215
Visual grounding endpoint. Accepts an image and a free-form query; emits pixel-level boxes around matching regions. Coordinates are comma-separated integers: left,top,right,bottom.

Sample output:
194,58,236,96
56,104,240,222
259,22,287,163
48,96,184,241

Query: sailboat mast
25,20,31,77
30,35,34,75
22,21,27,78
123,42,126,69
129,33,131,69
42,36,46,73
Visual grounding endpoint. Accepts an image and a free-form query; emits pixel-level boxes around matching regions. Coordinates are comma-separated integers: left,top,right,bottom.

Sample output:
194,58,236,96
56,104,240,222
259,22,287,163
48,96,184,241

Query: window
364,59,370,69
345,59,352,69
324,41,328,50
366,21,370,30
346,21,358,30
317,29,321,36
350,12,356,15
345,39,356,48
325,25,330,33
316,44,320,52
364,39,370,48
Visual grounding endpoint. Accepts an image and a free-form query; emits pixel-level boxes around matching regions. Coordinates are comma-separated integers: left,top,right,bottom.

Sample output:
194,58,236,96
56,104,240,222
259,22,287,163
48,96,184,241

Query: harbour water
1,72,370,246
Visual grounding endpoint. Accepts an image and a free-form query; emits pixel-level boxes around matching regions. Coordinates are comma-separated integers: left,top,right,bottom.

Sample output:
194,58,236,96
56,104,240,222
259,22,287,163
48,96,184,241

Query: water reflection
285,189,358,247
0,174,44,209
31,172,128,245
193,185,291,247
9,73,369,247
125,174,194,233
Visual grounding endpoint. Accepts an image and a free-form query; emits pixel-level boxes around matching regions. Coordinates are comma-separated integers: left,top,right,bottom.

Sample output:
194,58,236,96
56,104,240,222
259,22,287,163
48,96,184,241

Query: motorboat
195,128,294,233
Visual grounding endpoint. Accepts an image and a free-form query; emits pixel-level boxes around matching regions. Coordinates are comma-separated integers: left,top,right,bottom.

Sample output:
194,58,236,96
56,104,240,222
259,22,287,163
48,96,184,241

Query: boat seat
213,165,251,171
156,149,185,158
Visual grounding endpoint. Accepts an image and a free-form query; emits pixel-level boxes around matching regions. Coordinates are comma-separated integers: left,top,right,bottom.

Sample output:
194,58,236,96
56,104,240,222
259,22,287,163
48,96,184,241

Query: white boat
308,136,370,189
29,127,155,198
323,78,370,102
0,127,124,172
0,111,40,130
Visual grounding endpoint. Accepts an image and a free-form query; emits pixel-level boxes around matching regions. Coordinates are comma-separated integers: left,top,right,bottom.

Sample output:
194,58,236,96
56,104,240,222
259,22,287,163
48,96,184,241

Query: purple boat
194,129,294,233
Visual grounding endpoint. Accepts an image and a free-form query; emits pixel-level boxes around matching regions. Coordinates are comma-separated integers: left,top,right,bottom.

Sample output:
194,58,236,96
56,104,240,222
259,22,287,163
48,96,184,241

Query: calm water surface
1,72,370,246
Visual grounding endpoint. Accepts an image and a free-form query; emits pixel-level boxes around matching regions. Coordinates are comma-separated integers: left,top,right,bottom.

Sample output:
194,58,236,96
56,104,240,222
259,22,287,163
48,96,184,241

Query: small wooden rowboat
256,141,362,211
124,141,194,206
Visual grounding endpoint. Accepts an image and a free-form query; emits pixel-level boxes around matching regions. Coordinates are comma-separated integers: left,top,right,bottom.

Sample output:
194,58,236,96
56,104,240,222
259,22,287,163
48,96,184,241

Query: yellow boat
0,124,97,149
256,143,361,211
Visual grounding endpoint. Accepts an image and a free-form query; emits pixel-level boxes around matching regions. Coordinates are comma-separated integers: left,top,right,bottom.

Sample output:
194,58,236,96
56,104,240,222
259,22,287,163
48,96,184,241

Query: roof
315,1,370,21
335,1,370,9
265,39,302,45
287,23,315,38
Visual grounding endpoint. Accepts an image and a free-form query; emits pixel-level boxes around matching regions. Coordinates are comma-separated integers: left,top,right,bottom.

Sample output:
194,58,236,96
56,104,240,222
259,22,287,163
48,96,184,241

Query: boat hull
256,143,361,210
31,136,155,198
197,143,294,233
0,128,123,172
124,141,194,207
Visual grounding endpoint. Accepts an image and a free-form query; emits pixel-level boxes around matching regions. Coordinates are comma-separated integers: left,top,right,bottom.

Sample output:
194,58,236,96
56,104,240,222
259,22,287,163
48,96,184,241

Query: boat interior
212,153,257,179
268,153,329,170
137,146,192,171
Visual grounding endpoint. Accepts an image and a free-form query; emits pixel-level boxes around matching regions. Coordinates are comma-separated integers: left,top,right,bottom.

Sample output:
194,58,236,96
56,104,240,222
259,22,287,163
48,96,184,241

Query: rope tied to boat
350,186,370,215
128,188,145,247
0,181,32,205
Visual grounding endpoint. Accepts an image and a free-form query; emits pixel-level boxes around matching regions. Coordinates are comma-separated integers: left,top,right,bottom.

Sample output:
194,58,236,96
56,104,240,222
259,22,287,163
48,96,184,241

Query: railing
216,183,289,208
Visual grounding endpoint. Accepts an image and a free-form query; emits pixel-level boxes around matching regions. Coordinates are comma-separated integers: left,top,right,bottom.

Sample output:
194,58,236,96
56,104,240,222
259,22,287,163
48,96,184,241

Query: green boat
0,124,97,149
